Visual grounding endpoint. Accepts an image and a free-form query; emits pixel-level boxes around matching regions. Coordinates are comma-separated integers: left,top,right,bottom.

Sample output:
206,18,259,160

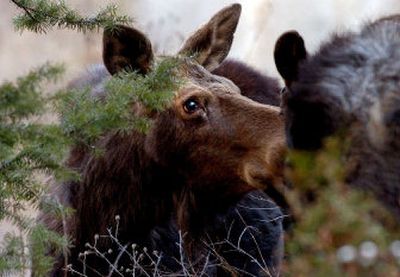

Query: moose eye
183,98,201,114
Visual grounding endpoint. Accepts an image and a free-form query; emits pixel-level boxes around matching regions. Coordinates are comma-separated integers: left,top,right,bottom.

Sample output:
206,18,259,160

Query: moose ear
103,26,154,75
178,4,241,71
274,31,307,84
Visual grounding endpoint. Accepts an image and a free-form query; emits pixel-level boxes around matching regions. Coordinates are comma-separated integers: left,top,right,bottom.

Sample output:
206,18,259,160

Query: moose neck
173,175,255,240
75,129,257,247
75,131,177,245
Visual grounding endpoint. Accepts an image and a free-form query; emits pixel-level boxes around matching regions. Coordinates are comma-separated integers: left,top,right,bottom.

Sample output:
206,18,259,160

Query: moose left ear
103,25,154,75
274,31,307,85
178,4,241,71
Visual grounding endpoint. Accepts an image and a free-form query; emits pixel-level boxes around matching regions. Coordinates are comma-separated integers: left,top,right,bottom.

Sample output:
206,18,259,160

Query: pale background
2,0,400,82
1,0,400,272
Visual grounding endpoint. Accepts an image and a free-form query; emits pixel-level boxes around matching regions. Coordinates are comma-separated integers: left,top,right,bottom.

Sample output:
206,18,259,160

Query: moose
39,4,288,276
274,15,400,220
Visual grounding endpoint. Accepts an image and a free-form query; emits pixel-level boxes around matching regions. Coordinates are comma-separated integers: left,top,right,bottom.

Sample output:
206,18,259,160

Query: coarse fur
274,16,400,219
213,59,281,106
39,4,287,276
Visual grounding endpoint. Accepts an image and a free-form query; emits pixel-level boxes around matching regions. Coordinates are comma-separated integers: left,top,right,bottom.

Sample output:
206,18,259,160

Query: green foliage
0,64,73,274
0,64,68,217
30,224,71,277
57,57,182,146
11,0,132,33
4,0,185,273
0,234,26,275
0,24,182,276
0,63,61,121
0,57,182,275
284,137,400,276
0,225,71,277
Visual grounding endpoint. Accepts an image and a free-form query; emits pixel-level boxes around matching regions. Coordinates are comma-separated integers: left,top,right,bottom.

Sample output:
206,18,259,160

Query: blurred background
2,0,400,82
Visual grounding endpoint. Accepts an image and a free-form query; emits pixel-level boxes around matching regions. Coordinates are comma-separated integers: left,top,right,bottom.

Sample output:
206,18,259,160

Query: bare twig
107,243,129,277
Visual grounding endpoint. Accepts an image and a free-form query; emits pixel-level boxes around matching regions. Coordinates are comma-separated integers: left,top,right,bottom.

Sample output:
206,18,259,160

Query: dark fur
213,59,281,106
275,16,400,219
41,59,285,276
214,60,291,225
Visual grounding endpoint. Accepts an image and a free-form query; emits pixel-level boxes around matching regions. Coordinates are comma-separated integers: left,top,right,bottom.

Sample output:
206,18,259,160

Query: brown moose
39,4,287,276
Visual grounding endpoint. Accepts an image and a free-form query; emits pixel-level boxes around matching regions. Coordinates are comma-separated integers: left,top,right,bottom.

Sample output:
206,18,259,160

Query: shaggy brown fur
213,59,281,106
39,4,287,276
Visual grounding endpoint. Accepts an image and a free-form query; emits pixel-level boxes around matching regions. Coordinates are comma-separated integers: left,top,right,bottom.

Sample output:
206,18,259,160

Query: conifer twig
10,0,36,21
10,0,132,33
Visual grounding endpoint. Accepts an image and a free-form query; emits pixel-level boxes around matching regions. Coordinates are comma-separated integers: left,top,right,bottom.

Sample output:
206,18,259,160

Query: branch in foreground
11,0,132,33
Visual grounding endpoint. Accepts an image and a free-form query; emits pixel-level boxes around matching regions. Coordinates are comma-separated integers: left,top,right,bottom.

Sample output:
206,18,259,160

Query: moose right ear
274,31,307,84
103,26,154,75
178,4,241,71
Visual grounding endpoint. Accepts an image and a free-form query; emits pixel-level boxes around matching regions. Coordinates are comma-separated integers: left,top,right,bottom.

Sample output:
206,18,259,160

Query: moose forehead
176,60,241,97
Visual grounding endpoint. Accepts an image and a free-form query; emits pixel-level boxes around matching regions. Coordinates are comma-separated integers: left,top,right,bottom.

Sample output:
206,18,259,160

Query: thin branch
10,0,36,21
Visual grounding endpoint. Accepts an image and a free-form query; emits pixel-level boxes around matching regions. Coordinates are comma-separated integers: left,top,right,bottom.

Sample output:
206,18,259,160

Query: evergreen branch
0,63,69,232
10,0,36,21
0,63,64,121
11,0,132,33
57,57,182,146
